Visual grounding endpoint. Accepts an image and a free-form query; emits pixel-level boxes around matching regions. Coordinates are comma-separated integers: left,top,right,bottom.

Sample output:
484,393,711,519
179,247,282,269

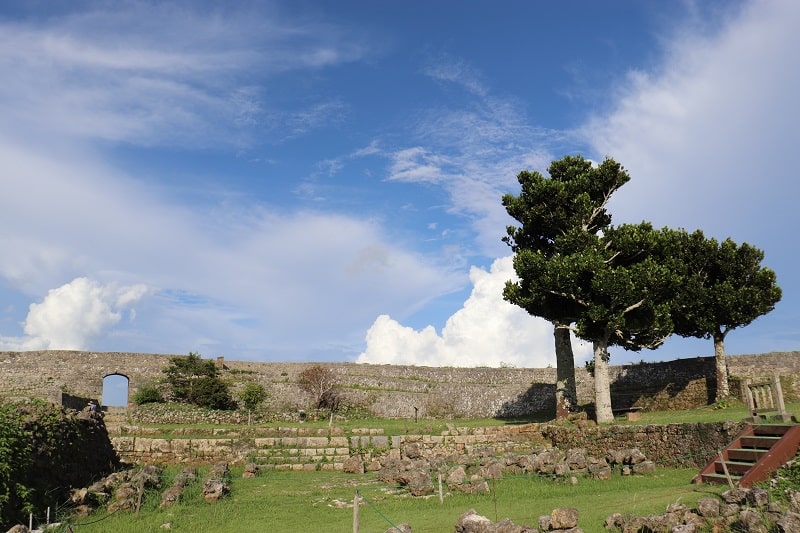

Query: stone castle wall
1,350,799,419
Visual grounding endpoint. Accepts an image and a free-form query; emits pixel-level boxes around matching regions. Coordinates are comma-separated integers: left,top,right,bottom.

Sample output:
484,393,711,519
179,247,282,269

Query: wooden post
353,490,359,533
773,375,789,421
719,451,735,489
438,471,443,504
743,378,758,421
135,476,145,517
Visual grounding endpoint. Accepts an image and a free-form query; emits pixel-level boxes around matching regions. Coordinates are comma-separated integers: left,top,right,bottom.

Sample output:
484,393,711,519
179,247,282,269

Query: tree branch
547,290,589,308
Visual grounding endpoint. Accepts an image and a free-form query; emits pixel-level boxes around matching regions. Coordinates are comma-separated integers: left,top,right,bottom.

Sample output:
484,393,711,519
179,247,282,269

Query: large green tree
516,221,680,423
503,155,630,418
669,230,782,401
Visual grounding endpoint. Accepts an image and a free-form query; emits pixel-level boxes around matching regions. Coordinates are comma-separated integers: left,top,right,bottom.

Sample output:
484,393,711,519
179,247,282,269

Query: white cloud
357,256,593,367
0,277,150,351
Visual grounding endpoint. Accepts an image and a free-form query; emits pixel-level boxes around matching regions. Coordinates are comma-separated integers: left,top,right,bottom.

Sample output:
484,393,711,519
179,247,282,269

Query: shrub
298,365,339,409
132,384,164,405
162,353,236,410
0,402,34,528
190,376,237,410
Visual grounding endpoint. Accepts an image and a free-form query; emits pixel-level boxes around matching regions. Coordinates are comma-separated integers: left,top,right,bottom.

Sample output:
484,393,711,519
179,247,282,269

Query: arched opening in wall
102,374,129,407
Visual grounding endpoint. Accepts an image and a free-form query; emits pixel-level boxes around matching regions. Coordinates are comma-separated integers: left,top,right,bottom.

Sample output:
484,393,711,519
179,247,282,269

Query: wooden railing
743,375,795,423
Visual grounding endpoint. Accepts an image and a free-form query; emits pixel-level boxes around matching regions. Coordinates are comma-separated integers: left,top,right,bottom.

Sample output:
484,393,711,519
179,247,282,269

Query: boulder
395,469,434,497
343,455,365,474
697,497,721,518
777,511,800,532
549,507,579,529
455,509,492,533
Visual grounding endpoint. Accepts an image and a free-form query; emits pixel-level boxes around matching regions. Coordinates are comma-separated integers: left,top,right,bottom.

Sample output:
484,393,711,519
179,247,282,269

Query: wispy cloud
378,57,558,257
0,3,369,149
584,0,800,242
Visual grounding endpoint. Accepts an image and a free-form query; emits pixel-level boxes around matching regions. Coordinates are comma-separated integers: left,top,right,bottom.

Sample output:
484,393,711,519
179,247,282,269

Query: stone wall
110,421,741,471
1,350,799,419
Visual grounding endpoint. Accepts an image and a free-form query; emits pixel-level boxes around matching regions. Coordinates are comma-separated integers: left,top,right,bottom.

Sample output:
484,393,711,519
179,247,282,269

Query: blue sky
1,0,798,369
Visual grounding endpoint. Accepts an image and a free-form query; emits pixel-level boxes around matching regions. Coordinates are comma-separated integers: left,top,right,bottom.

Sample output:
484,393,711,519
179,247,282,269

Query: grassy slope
67,466,724,533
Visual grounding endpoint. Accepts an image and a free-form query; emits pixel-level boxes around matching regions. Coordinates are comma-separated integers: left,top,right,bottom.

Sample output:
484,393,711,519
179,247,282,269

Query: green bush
132,385,164,405
190,376,237,410
239,382,267,411
0,402,34,528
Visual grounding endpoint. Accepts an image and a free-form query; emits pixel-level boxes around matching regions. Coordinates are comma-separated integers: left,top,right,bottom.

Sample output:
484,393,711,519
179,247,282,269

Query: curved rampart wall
1,350,799,418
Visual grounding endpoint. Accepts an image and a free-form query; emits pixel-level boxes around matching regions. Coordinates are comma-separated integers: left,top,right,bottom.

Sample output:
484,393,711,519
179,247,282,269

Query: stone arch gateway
102,373,130,406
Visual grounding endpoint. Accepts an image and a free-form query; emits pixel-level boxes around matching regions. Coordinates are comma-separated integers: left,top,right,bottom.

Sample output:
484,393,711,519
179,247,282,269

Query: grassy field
63,465,724,533
59,400,798,532
121,398,800,436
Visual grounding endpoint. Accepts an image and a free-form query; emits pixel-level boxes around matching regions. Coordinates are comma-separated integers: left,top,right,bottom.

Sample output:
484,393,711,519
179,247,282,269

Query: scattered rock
549,507,579,529
776,511,800,532
160,466,198,508
202,462,231,502
242,462,259,478
697,496,720,518
454,508,541,532
343,455,365,474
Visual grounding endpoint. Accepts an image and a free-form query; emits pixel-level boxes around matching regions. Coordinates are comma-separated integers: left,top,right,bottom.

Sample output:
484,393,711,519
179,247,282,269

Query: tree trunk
553,321,577,420
714,330,729,402
593,338,614,424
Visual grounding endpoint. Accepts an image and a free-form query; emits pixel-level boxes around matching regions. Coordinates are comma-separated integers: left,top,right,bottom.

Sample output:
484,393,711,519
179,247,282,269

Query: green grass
122,399,800,439
61,465,723,533
616,400,800,425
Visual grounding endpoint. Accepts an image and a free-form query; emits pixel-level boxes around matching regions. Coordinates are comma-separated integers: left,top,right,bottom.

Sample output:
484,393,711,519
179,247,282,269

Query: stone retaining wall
111,421,739,470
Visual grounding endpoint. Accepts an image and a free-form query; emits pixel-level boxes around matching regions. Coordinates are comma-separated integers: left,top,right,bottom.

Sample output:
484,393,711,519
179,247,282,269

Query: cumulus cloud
0,277,151,351
357,256,592,367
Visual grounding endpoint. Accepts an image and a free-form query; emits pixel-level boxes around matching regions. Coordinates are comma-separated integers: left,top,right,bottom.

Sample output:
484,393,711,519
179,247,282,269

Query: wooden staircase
694,424,800,487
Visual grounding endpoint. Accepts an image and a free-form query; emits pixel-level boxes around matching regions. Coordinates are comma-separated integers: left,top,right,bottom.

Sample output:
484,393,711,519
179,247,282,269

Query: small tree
297,365,339,410
240,382,267,411
669,230,782,401
163,352,235,410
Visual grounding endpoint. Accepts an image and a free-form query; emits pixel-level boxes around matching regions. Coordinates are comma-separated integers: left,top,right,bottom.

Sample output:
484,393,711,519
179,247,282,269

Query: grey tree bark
553,321,577,419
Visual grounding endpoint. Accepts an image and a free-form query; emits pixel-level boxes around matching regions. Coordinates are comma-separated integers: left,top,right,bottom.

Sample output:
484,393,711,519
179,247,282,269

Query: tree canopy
514,220,681,422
